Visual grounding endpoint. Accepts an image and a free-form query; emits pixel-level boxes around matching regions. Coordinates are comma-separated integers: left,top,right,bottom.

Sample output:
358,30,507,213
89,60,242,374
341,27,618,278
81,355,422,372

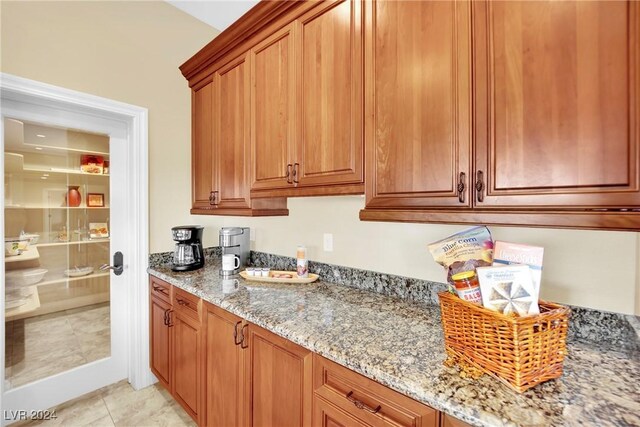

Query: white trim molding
0,73,152,424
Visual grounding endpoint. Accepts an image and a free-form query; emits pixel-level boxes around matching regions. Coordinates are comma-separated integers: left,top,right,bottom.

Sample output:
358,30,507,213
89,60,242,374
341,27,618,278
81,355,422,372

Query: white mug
222,254,241,271
222,278,239,294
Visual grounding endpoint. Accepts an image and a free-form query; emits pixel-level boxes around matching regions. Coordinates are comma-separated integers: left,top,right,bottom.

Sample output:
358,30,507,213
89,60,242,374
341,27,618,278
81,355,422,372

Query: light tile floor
11,380,196,427
5,303,111,388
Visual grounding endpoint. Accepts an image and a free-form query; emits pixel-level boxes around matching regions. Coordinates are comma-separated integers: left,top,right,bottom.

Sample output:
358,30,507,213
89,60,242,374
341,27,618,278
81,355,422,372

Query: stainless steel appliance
171,225,204,272
219,227,250,275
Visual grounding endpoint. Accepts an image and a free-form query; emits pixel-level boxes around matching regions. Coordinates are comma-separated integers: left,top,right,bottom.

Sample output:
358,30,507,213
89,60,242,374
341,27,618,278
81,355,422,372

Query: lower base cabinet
150,277,473,427
149,278,204,425
313,355,437,427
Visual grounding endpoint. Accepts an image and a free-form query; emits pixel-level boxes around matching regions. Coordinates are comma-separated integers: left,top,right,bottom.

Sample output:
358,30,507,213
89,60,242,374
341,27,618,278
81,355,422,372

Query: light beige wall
3,1,638,316
0,0,219,243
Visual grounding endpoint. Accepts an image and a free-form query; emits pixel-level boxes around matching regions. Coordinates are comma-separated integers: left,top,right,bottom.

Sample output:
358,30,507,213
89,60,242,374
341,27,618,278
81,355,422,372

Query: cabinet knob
475,170,485,203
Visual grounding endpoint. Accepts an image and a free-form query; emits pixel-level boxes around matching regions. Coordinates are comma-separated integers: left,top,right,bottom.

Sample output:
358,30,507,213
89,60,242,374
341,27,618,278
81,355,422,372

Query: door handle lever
100,251,124,276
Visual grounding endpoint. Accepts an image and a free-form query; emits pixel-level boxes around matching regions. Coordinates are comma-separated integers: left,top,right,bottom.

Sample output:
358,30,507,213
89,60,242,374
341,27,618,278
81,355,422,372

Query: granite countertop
148,260,640,427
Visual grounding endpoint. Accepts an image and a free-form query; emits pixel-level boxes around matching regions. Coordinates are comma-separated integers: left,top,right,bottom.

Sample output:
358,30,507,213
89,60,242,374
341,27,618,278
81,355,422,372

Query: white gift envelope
477,265,540,316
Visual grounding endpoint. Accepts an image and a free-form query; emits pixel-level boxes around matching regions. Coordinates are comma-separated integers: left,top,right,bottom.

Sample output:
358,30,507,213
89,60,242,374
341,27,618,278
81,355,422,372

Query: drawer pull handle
153,285,169,296
233,321,243,345
176,298,191,307
346,391,381,414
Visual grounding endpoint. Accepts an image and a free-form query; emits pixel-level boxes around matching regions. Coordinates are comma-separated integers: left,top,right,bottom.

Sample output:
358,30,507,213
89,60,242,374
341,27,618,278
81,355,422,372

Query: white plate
6,268,48,287
64,266,94,277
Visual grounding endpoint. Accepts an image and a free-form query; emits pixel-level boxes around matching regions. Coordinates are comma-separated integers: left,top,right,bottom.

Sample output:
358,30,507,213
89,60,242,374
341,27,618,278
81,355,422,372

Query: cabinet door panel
150,296,171,390
313,396,369,427
474,0,640,208
217,55,252,209
205,304,244,427
365,0,472,208
173,312,202,423
297,0,363,187
246,324,312,427
251,25,296,191
192,80,216,210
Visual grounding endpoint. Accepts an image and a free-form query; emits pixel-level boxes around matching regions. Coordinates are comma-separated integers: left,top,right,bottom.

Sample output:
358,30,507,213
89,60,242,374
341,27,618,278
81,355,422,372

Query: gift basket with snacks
429,226,570,393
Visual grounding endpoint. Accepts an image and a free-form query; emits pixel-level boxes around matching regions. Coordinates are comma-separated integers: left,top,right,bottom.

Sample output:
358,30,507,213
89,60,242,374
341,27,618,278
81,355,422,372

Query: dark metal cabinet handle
163,309,170,326
153,285,169,297
293,163,299,185
286,164,293,184
166,310,174,327
176,298,190,307
457,172,466,203
346,391,381,414
233,321,243,346
240,324,249,349
209,191,215,205
475,170,485,202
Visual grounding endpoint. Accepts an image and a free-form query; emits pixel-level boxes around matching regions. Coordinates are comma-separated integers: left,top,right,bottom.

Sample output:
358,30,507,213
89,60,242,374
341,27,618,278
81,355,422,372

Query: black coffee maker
171,225,204,271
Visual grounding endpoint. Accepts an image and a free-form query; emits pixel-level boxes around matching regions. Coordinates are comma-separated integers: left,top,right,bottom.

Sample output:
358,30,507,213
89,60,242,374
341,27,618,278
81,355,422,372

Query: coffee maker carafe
171,225,204,272
219,227,250,275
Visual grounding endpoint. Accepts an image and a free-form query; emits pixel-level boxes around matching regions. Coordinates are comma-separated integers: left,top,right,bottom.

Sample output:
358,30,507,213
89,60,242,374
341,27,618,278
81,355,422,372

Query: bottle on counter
451,271,482,305
296,245,308,278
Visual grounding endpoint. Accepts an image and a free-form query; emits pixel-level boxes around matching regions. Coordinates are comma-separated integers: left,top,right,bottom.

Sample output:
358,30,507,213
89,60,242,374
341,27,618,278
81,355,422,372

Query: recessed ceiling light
36,134,46,138
35,147,43,150
40,176,48,180
42,174,49,177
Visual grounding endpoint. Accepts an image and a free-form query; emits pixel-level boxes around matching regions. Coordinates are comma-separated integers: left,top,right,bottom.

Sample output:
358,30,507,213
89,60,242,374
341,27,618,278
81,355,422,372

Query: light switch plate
323,233,333,252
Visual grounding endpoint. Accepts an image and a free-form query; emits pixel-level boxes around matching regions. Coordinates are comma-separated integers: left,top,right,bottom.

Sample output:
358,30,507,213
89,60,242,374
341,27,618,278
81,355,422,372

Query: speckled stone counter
148,259,640,427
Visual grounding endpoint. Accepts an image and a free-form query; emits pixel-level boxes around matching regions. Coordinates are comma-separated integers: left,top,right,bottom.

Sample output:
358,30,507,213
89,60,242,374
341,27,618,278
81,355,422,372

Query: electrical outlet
323,233,333,252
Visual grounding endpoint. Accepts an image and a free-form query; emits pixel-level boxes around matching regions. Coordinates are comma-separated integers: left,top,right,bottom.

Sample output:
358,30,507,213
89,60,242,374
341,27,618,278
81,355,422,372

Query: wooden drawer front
314,395,369,427
313,355,437,427
173,288,201,320
150,277,172,303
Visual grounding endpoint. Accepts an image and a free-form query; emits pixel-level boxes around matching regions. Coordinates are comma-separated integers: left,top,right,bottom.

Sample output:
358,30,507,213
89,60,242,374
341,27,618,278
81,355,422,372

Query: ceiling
166,1,260,32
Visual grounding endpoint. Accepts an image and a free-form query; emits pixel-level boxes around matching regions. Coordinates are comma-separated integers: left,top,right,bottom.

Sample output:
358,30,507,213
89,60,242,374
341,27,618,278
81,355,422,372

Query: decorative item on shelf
80,154,104,174
66,186,82,207
87,193,105,207
89,222,109,239
239,269,319,284
64,266,94,277
58,225,69,242
103,160,109,174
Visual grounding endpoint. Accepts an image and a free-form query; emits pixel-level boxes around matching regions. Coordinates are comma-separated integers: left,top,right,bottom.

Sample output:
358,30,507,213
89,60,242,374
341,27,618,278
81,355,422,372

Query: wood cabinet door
244,323,313,427
474,1,640,209
296,0,364,188
216,54,252,209
192,78,216,210
364,0,472,209
250,24,297,191
150,296,172,391
172,310,203,424
313,396,369,427
205,303,245,427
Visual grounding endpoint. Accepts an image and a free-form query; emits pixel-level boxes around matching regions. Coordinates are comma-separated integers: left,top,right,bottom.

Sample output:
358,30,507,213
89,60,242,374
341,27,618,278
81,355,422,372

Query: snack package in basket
428,226,494,285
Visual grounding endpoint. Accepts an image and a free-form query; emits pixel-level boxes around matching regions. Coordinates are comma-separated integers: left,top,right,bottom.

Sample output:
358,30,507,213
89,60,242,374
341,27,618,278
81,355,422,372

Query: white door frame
0,73,154,422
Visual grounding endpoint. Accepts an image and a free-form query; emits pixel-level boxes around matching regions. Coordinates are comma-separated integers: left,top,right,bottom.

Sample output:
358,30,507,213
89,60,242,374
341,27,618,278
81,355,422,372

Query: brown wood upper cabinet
361,0,640,230
363,0,472,209
250,0,364,198
190,54,288,216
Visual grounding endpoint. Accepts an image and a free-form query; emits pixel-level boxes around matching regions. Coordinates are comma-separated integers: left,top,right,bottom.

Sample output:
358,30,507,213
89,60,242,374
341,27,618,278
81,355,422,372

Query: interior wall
0,0,219,247
2,1,638,316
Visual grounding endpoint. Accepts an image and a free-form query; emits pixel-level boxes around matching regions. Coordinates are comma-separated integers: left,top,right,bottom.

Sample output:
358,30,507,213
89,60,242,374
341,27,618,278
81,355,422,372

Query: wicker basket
438,291,570,393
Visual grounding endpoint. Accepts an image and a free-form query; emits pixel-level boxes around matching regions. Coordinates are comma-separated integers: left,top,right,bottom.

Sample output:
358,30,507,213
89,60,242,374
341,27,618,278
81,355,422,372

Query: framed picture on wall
87,193,105,207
